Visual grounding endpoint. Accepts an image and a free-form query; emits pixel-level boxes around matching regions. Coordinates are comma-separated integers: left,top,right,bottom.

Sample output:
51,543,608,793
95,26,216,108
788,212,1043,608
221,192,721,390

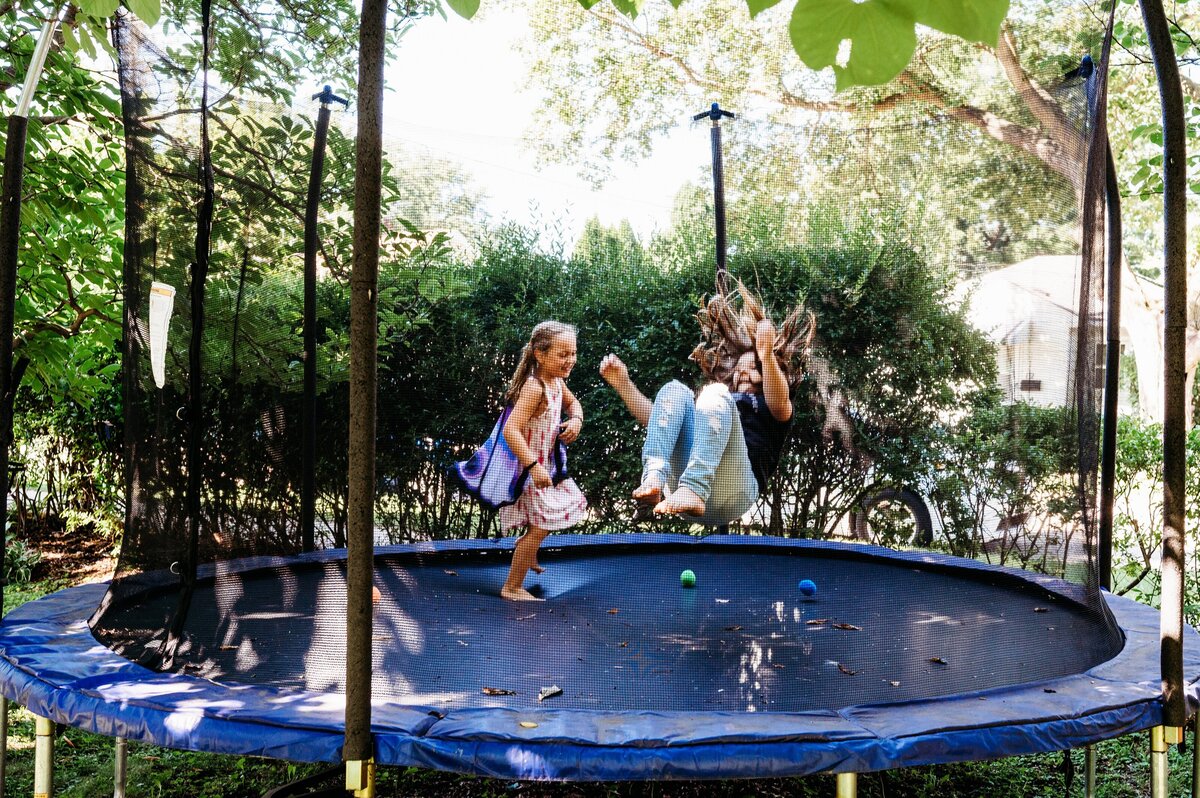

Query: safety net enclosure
2,0,1199,782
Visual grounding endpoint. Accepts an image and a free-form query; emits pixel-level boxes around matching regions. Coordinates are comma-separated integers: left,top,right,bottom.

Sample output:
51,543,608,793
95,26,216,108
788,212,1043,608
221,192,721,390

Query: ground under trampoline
2,534,1198,780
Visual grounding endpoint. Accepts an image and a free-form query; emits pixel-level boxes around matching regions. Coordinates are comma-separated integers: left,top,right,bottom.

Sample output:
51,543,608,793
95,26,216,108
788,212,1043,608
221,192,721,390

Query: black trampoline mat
99,545,1121,713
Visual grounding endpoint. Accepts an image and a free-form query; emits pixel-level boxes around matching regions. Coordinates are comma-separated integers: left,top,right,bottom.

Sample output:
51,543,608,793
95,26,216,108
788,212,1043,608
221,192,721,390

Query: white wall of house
960,255,1119,408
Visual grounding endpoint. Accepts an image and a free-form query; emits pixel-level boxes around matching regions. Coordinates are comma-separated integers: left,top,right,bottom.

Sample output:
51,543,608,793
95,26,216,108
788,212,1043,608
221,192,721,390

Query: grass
2,576,1195,797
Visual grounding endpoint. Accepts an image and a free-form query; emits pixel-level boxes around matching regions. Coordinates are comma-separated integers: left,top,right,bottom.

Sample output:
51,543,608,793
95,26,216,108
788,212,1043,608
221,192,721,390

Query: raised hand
755,318,777,359
599,353,629,387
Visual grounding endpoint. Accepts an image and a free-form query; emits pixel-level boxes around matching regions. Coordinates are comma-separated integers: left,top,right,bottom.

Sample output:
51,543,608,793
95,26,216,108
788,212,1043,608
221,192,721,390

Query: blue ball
798,579,817,597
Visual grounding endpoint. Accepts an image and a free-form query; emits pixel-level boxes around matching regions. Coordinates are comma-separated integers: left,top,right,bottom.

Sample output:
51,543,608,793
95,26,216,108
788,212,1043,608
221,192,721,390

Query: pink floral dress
499,378,589,532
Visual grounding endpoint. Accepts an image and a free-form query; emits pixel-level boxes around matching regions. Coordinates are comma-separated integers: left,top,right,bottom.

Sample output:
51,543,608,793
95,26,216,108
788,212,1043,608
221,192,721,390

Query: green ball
680,569,696,588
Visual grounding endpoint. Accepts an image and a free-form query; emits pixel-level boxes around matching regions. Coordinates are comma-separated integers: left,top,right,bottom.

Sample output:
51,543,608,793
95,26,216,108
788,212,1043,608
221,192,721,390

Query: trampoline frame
1,534,1197,781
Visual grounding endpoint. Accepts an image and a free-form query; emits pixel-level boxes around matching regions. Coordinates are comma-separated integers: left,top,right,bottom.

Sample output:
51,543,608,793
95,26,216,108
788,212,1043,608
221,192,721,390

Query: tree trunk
1121,261,1166,421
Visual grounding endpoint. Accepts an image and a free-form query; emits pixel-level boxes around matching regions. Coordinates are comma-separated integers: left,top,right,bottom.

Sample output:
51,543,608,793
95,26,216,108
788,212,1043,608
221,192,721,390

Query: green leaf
746,0,784,16
611,0,644,17
60,23,81,54
906,0,1008,46
76,23,98,59
790,0,918,90
444,0,480,19
83,16,116,56
123,0,161,26
76,0,120,17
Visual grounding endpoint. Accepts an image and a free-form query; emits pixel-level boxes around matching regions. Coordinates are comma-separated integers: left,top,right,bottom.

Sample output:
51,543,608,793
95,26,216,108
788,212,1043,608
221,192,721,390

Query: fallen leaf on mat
805,619,828,626
887,680,901,687
724,625,743,631
832,622,862,631
607,608,619,614
929,657,948,665
619,641,628,647
837,663,859,676
1033,607,1048,613
444,570,459,576
219,645,238,651
538,685,563,701
482,687,516,696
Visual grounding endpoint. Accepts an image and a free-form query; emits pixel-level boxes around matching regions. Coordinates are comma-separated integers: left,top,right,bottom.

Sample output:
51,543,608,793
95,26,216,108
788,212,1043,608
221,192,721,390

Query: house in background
958,255,1129,409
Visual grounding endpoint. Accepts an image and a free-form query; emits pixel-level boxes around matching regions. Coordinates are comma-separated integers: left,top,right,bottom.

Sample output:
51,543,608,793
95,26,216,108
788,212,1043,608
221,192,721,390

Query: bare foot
531,563,545,575
632,477,663,504
655,486,706,517
501,586,545,601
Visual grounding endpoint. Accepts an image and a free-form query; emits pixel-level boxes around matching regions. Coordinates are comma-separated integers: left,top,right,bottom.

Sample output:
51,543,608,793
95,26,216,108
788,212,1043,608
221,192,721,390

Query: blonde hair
505,320,577,404
690,280,816,390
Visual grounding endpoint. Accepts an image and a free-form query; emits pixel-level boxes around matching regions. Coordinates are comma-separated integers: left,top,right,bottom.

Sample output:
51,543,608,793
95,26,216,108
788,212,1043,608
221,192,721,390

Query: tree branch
15,307,115,351
894,72,1082,185
995,25,1084,167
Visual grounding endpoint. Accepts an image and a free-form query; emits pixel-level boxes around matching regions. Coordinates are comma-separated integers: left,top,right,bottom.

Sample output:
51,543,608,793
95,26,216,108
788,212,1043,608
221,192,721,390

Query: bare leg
656,485,706,517
502,525,550,601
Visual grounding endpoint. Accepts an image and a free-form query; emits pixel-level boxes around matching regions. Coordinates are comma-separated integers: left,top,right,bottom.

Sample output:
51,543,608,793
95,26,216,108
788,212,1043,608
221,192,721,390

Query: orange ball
371,586,382,604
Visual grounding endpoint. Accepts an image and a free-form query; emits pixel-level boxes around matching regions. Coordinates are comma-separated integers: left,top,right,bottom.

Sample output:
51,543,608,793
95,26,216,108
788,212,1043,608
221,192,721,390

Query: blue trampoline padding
2,534,1199,780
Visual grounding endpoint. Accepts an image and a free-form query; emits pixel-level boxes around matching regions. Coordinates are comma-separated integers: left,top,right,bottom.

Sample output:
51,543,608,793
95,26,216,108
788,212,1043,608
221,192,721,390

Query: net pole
0,10,60,617
303,86,347,553
711,118,727,293
1140,0,1187,729
693,103,734,294
161,0,217,668
1098,144,1121,591
345,0,386,783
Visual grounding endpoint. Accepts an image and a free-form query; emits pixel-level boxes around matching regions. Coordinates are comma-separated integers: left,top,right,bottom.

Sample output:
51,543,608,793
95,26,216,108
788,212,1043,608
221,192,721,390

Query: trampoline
3,533,1198,780
5,1,1200,793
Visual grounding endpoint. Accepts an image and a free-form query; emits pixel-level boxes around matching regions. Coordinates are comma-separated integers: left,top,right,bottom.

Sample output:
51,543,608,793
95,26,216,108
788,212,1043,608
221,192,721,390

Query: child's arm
559,383,583,444
757,319,793,423
599,354,652,427
504,378,553,487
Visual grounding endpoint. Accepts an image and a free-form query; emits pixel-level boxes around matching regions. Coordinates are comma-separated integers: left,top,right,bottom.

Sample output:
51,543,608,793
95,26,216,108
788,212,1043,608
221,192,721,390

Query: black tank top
733,391,792,493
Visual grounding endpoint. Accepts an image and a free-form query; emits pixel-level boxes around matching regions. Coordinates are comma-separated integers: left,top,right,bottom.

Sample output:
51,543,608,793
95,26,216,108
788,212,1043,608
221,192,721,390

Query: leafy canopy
451,0,1010,89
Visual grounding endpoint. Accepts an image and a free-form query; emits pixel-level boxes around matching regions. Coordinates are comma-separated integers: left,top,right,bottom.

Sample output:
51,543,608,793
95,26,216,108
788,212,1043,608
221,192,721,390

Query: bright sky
380,8,704,246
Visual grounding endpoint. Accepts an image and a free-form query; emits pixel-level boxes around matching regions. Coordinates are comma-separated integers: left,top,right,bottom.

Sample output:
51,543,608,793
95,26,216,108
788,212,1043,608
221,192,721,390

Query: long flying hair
505,320,577,405
690,281,816,390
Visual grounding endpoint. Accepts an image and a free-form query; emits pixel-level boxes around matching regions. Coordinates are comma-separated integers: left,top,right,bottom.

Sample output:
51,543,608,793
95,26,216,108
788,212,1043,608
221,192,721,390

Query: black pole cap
313,85,350,107
1063,54,1094,82
693,102,736,122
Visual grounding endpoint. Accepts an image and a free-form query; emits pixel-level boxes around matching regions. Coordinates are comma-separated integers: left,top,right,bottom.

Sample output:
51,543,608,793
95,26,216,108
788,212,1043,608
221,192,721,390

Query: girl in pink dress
499,321,589,601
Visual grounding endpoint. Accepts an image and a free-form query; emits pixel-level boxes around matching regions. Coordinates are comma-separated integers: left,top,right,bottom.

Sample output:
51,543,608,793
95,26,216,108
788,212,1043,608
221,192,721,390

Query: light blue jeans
641,380,759,525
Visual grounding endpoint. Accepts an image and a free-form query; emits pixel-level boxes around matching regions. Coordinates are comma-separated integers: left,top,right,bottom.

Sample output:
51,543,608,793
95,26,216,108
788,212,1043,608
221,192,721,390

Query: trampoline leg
1151,725,1182,798
835,771,857,798
33,715,52,798
345,758,374,798
1193,714,1199,798
113,737,127,798
1084,744,1097,797
0,697,9,798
